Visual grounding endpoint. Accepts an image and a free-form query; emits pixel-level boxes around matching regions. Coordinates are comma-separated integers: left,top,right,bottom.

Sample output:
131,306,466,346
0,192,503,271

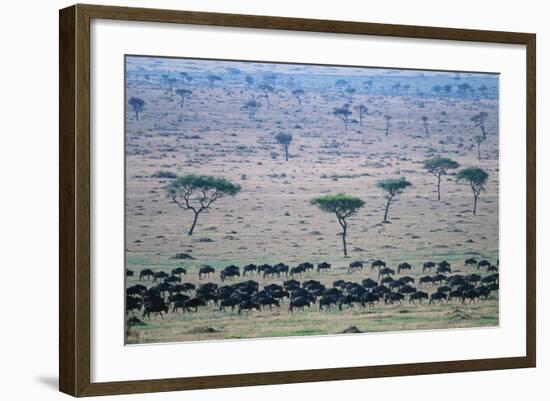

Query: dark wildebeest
348,261,363,273
481,273,499,285
165,275,181,284
152,271,169,283
422,261,435,272
384,292,404,305
464,258,478,269
142,296,169,319
361,292,380,308
338,294,359,310
419,276,433,288
283,279,300,291
289,296,311,313
126,284,146,296
437,261,451,274
221,265,240,281
126,295,142,315
487,265,498,273
461,289,480,304
477,285,491,300
184,297,207,312
243,264,258,276
181,282,196,293
429,292,447,304
317,262,331,273
257,296,280,310
477,260,491,270
378,267,395,279
399,285,416,296
447,289,463,303
139,268,154,281
218,297,240,312
126,269,134,277
262,265,278,279
171,267,187,277
409,291,429,305
319,295,339,311
399,276,415,285
198,265,215,279
381,276,394,285
274,263,289,278
238,300,261,314
289,265,305,277
362,278,378,289
299,262,314,272
371,259,386,271
465,274,482,284
397,263,412,274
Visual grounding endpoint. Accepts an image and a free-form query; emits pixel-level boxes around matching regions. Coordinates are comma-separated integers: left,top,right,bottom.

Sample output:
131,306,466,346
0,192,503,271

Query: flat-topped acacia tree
206,74,222,89
333,105,352,130
128,97,145,121
175,88,192,108
275,132,293,161
471,111,488,141
291,89,305,109
423,157,460,201
457,167,489,215
421,116,429,136
376,177,412,223
165,174,241,235
311,194,365,257
355,104,368,127
259,84,274,108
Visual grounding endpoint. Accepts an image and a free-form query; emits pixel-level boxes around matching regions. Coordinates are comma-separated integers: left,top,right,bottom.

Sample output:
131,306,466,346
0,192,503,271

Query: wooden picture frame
59,3,536,397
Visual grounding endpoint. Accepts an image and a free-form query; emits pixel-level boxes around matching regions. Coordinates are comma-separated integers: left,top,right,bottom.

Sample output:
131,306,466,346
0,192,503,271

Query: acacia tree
384,115,392,137
311,194,365,256
206,74,222,89
474,135,485,161
275,132,293,161
166,77,177,95
421,116,429,136
259,84,274,108
376,177,412,223
457,167,488,215
128,97,145,121
175,88,192,107
245,75,254,88
165,175,241,235
333,105,352,130
291,89,305,109
423,157,459,200
355,104,368,127
471,111,488,140
242,98,261,119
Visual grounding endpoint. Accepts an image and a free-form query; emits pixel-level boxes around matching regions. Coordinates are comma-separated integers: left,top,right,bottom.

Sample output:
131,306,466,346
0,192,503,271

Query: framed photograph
59,4,536,397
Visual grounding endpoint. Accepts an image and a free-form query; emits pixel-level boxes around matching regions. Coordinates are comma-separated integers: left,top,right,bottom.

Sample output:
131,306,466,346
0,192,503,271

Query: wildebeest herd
126,258,499,319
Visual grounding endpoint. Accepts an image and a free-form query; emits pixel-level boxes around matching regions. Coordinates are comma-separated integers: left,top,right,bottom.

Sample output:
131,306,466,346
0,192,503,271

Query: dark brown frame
59,3,536,397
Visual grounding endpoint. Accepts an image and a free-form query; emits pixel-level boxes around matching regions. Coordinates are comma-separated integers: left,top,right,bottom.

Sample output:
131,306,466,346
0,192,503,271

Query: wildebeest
289,296,311,312
299,262,314,272
319,295,339,311
142,296,169,319
384,292,404,305
422,261,435,272
317,262,331,273
429,292,447,304
419,276,433,288
126,295,142,315
184,297,207,312
139,268,154,281
461,289,480,304
481,273,499,285
257,296,280,310
238,300,261,314
360,292,380,308
164,275,181,284
218,297,240,312
464,258,478,269
437,261,451,274
397,262,412,274
477,260,491,270
348,261,363,273
243,264,258,276
221,265,240,281
378,267,395,279
362,278,378,289
487,265,498,273
289,265,305,277
126,284,147,296
153,271,169,282
274,263,289,277
126,269,134,277
465,274,482,284
409,291,428,304
171,267,187,277
198,265,215,279
283,279,300,291
371,259,386,271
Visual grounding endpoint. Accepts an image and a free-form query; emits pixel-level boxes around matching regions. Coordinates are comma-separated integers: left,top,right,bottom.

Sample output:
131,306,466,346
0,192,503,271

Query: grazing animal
477,260,491,270
317,262,331,273
422,261,435,272
299,262,314,272
184,297,207,312
437,261,451,274
481,273,499,285
461,289,479,304
397,262,412,274
126,269,134,277
361,292,380,308
348,261,363,273
198,265,215,279
220,265,240,281
153,271,169,282
283,279,300,291
126,284,147,296
289,296,311,313
238,300,261,314
487,265,498,273
399,285,416,295
384,292,404,305
219,297,240,312
139,268,154,281
419,276,433,288
429,292,447,304
257,296,280,310
465,274,482,284
371,259,386,271
126,295,142,315
362,278,378,289
290,265,305,277
378,267,395,279
171,267,187,277
243,264,258,276
164,275,181,284
409,291,428,304
319,295,339,311
142,296,169,319
464,258,477,269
